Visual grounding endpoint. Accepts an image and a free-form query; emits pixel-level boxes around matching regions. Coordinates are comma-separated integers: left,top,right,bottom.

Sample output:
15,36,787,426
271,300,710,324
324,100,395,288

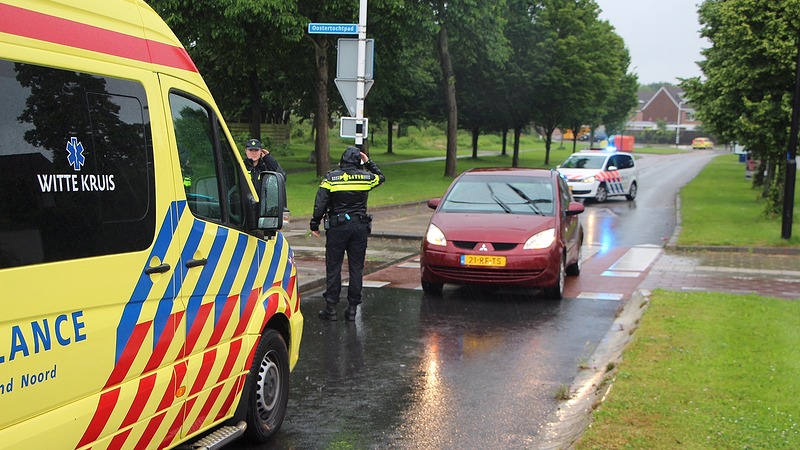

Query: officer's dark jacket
244,154,286,192
310,155,385,232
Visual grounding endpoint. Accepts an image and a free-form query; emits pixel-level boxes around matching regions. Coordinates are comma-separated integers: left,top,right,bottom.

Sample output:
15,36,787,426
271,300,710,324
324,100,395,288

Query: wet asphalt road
231,150,719,449
247,287,618,449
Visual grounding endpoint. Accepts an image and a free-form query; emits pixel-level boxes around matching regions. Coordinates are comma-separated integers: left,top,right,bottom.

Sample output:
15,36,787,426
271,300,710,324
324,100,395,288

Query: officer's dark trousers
323,220,369,307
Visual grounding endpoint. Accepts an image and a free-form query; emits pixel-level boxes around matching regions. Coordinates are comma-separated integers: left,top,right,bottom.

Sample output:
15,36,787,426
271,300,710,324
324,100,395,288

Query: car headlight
524,228,556,249
426,224,447,246
581,176,596,183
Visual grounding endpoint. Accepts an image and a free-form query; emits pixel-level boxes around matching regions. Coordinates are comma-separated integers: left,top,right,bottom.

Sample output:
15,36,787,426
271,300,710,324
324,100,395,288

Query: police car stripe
0,4,198,73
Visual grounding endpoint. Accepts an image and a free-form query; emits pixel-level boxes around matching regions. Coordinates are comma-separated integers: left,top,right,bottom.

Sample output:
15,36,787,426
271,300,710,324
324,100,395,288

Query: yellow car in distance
692,137,714,149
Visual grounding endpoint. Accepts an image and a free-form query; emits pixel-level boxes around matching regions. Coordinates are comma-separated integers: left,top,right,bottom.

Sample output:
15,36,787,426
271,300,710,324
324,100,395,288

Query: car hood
556,168,600,181
431,212,556,242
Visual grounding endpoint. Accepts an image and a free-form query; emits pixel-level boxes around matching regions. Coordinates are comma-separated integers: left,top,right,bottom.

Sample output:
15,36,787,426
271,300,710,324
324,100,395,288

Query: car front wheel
595,184,608,203
544,255,565,300
245,329,289,443
626,181,638,201
422,279,443,296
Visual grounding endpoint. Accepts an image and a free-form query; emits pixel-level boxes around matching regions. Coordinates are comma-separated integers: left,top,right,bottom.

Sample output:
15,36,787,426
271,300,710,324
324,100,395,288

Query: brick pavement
283,202,800,301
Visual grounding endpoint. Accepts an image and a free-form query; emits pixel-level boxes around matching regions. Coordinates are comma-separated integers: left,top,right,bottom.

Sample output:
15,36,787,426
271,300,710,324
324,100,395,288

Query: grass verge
678,154,799,247
575,290,800,450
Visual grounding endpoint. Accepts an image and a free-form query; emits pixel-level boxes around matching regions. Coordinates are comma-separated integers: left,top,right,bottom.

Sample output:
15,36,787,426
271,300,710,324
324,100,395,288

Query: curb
535,289,651,449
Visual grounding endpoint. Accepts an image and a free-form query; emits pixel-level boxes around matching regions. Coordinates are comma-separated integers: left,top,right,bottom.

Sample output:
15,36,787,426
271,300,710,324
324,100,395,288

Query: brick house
627,85,704,145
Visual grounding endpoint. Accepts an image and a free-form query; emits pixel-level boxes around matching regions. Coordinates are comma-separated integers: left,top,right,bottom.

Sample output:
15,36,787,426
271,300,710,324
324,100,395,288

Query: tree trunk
471,126,479,158
312,36,330,178
248,69,261,140
512,126,522,167
436,21,458,178
501,128,508,156
387,119,394,154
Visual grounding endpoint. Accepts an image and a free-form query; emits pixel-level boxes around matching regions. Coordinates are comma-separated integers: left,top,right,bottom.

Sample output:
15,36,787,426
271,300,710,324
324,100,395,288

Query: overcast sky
594,0,707,85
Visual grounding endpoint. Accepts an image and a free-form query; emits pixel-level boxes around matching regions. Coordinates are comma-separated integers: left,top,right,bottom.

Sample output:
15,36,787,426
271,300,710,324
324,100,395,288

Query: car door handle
185,258,208,269
145,263,171,275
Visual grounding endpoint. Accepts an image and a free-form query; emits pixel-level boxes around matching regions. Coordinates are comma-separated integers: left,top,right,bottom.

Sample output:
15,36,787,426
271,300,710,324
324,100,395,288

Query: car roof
460,167,555,178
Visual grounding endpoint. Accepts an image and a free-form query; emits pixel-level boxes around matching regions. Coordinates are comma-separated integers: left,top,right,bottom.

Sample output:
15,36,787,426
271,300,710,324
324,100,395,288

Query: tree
529,0,609,165
419,0,509,177
682,0,800,216
361,0,438,154
149,0,303,141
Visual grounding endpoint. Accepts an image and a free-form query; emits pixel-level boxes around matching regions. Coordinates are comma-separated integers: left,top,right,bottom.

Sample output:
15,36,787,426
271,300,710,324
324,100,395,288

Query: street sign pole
355,0,368,149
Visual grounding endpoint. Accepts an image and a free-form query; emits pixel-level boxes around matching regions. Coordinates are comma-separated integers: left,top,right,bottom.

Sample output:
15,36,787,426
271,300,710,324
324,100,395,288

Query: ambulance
0,1,303,448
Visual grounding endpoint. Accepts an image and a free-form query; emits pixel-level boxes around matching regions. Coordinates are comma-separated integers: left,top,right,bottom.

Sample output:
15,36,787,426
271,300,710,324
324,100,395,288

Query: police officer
243,138,286,193
310,146,385,321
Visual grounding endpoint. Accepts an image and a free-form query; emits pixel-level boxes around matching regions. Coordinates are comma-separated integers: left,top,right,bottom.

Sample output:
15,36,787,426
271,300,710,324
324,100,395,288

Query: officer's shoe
318,305,337,321
345,306,357,322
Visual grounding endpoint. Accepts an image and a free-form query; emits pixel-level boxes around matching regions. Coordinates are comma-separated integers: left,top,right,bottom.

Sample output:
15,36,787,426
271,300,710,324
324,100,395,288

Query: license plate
461,254,506,267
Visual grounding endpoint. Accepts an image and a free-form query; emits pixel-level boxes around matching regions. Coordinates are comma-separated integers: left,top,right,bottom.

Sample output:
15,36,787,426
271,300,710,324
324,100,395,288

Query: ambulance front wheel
244,329,290,443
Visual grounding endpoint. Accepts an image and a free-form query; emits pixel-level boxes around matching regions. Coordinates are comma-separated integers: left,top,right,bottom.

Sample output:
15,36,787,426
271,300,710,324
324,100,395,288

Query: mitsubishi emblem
479,244,488,252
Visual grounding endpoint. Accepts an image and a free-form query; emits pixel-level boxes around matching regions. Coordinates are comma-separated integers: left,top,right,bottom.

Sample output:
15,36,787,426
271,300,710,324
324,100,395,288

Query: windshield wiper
487,184,512,213
505,183,546,215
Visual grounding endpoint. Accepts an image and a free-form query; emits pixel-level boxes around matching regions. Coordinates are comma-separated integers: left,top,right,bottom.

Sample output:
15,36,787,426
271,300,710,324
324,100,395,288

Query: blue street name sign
307,23,358,35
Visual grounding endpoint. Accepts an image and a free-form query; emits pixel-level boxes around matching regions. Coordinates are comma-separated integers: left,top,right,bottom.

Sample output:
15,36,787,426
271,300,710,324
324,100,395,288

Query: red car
420,168,584,299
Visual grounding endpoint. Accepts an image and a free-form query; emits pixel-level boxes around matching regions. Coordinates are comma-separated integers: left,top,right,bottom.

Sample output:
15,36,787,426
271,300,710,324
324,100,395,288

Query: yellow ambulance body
0,1,303,448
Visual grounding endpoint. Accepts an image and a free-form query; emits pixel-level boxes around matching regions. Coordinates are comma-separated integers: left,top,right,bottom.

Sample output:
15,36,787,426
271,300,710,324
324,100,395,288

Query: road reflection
242,285,616,449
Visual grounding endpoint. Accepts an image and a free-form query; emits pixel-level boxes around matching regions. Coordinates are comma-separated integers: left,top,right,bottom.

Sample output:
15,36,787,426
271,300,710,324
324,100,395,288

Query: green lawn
575,290,800,449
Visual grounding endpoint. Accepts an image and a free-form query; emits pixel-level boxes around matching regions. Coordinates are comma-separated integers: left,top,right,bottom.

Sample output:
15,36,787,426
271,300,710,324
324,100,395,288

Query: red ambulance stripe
157,402,186,450
0,4,197,73
188,384,224,435
107,428,132,450
214,381,241,422
259,293,279,332
120,373,158,428
77,388,121,448
135,410,166,450
183,302,213,357
283,296,293,319
245,338,259,371
233,288,260,336
158,397,196,449
289,274,300,313
156,361,187,412
208,294,238,347
189,348,217,397
144,311,184,373
216,339,243,383
105,321,151,389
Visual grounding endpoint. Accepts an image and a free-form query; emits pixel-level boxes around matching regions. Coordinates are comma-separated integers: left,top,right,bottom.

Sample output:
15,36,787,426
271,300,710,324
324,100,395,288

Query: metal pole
675,102,682,147
355,0,367,149
782,29,800,239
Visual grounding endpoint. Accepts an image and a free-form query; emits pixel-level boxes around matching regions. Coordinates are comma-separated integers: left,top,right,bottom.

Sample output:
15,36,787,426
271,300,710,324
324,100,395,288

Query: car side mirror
258,172,287,234
566,201,585,216
427,198,441,210
607,165,618,171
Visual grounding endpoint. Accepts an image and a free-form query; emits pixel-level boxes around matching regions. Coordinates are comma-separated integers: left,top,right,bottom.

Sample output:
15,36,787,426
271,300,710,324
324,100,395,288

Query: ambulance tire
244,329,290,443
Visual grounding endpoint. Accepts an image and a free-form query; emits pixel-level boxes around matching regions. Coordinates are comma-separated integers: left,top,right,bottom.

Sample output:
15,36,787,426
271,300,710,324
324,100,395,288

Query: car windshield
440,175,555,216
560,154,606,169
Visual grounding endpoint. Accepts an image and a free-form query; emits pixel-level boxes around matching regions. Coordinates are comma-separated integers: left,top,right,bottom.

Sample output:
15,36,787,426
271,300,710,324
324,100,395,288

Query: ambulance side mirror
258,172,287,232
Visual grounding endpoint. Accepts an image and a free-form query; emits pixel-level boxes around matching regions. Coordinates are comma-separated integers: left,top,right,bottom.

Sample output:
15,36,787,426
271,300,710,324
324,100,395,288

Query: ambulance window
170,93,244,228
0,60,155,270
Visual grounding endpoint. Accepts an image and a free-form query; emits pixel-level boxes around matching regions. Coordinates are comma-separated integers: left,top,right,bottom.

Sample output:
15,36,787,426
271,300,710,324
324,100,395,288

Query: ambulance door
159,75,262,442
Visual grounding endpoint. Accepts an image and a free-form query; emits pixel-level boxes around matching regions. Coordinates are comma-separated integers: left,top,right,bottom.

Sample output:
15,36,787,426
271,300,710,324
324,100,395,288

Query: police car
556,150,638,202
